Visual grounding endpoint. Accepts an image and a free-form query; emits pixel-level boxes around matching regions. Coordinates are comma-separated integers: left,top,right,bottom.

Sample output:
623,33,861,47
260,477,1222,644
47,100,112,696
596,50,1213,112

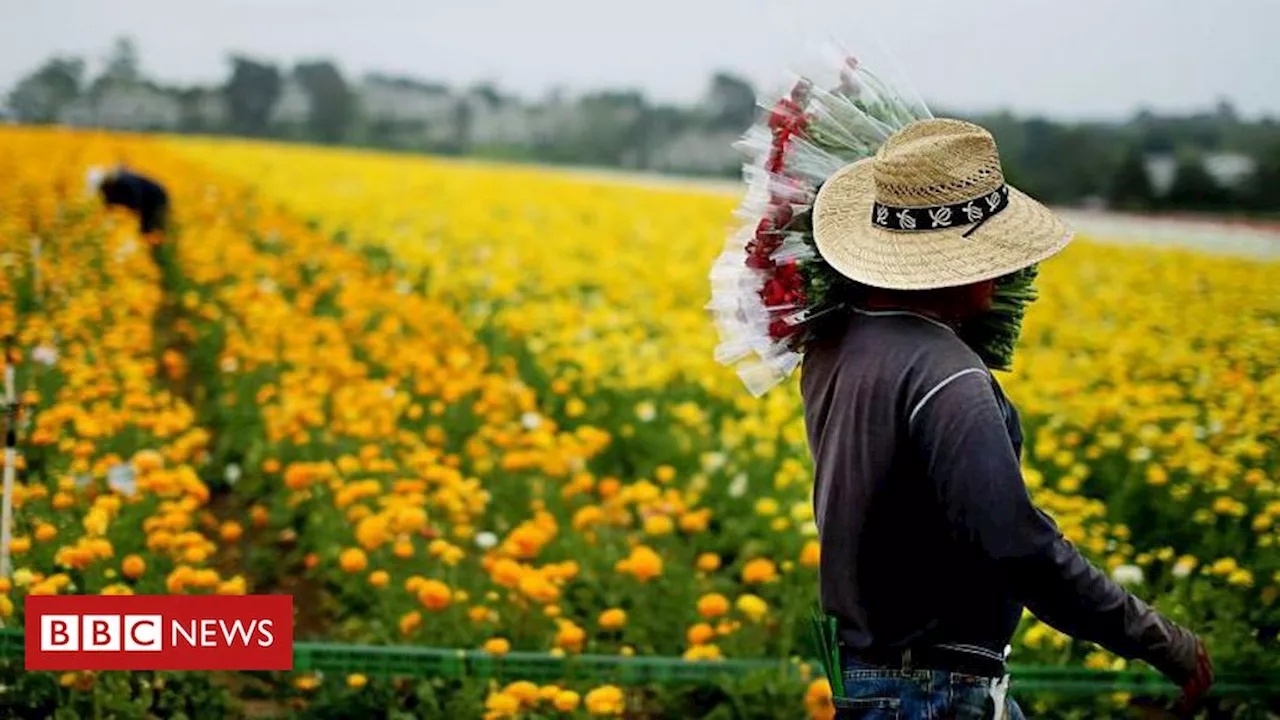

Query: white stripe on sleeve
908,367,989,426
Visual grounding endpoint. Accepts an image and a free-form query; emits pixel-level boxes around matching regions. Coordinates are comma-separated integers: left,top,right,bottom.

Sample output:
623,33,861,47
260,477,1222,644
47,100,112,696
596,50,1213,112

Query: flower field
0,126,1277,718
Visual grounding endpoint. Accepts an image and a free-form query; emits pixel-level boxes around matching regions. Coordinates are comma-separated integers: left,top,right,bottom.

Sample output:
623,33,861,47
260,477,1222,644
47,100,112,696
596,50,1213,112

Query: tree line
6,38,1279,214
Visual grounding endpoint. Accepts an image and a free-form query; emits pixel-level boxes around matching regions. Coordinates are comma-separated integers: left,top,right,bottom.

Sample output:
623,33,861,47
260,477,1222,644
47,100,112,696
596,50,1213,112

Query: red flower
768,318,801,340
772,203,793,228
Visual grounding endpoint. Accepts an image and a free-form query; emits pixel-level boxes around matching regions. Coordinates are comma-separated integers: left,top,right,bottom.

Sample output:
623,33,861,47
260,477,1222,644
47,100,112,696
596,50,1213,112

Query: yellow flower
584,685,626,716
678,509,710,533
483,637,511,656
553,689,581,712
683,644,723,661
754,498,779,516
696,553,721,572
643,514,674,536
368,570,390,588
294,674,322,691
1227,569,1254,587
1145,465,1169,486
217,576,248,595
735,594,768,622
347,673,367,689
1085,651,1112,670
484,691,520,719
503,681,540,708
1210,557,1239,576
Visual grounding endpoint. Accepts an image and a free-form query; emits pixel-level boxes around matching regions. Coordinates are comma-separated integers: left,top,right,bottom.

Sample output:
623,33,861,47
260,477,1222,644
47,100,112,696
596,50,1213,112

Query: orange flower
399,611,422,636
696,593,729,619
338,548,367,573
805,678,835,720
696,553,721,572
741,558,779,584
687,623,716,646
121,555,146,580
249,505,269,528
555,620,586,652
219,521,244,542
800,541,821,568
417,579,452,611
616,545,663,582
598,608,627,630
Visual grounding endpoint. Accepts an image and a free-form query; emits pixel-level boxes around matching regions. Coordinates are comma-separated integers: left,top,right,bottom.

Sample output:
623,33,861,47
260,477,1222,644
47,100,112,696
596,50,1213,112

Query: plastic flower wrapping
707,44,934,396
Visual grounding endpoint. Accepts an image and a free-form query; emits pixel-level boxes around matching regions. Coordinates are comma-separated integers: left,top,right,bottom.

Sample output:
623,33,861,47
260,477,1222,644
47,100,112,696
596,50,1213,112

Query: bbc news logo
26,595,293,671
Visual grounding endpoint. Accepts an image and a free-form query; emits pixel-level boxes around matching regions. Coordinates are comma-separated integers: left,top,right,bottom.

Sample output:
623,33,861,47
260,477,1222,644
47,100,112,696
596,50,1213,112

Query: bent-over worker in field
87,165,170,236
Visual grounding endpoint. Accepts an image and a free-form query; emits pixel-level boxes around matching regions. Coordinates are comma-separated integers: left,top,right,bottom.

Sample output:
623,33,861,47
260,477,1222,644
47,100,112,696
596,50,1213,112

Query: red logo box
25,595,293,671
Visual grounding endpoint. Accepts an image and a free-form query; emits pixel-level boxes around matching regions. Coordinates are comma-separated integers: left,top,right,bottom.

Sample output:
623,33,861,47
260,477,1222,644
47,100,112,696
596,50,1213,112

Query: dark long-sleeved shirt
800,308,1199,683
99,171,169,234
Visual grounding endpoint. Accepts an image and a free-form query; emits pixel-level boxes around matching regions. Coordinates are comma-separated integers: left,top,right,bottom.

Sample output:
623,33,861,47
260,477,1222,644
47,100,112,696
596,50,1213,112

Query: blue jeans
834,659,1026,719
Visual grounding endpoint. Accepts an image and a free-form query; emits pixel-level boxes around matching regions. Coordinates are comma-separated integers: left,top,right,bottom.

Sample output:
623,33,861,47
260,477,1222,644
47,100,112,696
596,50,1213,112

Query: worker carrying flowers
708,46,1213,718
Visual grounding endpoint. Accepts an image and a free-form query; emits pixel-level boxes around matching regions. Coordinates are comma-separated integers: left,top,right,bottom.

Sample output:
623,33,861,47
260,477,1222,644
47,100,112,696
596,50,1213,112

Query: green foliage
226,56,283,137
5,57,85,123
294,61,354,144
959,264,1040,372
1168,153,1232,210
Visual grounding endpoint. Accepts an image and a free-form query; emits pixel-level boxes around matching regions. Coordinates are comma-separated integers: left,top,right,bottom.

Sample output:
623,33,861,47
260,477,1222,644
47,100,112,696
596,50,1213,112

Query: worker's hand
1176,639,1213,714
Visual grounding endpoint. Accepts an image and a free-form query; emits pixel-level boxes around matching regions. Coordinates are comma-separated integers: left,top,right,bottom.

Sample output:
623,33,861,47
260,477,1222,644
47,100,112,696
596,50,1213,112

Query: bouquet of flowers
707,50,933,396
709,47,1038,396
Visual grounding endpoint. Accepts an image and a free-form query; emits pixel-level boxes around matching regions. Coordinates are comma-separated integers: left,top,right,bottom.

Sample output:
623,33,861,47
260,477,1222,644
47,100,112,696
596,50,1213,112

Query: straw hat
812,118,1072,290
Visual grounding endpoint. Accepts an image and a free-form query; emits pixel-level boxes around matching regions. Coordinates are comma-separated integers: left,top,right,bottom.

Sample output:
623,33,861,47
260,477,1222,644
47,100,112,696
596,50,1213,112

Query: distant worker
86,165,170,235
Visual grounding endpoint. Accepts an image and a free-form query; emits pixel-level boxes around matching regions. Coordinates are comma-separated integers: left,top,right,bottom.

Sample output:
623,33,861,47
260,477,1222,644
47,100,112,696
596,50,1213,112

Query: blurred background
4,0,1279,215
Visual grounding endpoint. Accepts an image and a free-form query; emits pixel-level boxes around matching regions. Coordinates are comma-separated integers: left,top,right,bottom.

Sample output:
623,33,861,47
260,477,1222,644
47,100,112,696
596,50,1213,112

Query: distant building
466,91,537,147
527,97,586,144
59,81,181,131
1144,152,1257,195
1203,153,1257,188
357,74,458,146
270,79,312,125
190,89,228,130
650,130,742,175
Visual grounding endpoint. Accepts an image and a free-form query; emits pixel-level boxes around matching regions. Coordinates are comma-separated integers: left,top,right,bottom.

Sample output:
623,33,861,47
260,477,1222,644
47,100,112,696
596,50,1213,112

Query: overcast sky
2,0,1278,119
